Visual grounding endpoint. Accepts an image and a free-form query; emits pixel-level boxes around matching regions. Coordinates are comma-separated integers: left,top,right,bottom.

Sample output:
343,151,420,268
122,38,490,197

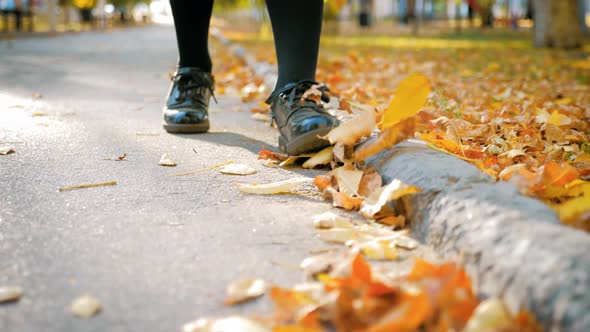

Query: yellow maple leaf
380,73,430,129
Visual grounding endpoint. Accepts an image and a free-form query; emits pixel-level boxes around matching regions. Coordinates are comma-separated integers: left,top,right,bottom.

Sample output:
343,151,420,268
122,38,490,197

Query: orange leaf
541,162,579,187
351,254,372,283
353,117,416,161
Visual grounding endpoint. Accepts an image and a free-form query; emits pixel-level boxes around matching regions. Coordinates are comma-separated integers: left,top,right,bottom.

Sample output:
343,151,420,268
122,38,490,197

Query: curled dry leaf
332,192,363,210
302,146,334,169
70,294,102,318
360,179,421,220
158,153,177,167
183,316,270,332
235,177,311,195
220,164,257,175
225,278,267,305
358,170,383,198
0,146,15,155
312,212,354,229
0,286,22,303
323,108,377,146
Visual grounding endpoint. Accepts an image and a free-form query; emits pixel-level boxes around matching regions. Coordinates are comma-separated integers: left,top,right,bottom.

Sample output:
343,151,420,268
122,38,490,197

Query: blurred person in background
162,0,339,155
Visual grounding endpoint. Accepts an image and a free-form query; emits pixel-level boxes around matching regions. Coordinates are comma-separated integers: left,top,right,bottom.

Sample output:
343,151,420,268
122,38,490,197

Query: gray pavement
0,26,431,332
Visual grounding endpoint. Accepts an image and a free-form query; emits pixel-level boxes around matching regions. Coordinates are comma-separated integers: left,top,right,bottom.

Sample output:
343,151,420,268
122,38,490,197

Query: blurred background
0,0,588,48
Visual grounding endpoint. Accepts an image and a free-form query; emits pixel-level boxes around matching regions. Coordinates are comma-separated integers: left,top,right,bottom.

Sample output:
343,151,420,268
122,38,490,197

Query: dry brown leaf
332,191,363,210
70,295,102,318
235,177,311,195
358,171,383,198
0,286,22,303
225,278,267,305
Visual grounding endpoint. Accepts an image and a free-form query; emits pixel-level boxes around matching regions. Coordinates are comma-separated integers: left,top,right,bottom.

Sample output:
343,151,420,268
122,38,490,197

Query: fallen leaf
312,212,354,229
547,111,572,126
332,191,364,210
225,278,267,305
0,146,15,155
302,146,334,169
376,215,406,228
70,295,101,318
0,286,22,303
235,177,311,195
333,167,363,197
353,117,416,161
103,153,127,161
360,179,421,219
358,171,382,198
158,153,177,167
251,113,271,122
323,109,377,146
463,298,512,332
183,316,270,332
357,240,398,261
258,150,289,162
380,73,430,129
318,228,355,244
58,181,117,192
220,164,257,175
171,160,234,176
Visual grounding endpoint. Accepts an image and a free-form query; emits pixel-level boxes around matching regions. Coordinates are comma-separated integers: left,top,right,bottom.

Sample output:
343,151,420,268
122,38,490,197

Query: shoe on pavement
163,67,215,134
266,80,339,155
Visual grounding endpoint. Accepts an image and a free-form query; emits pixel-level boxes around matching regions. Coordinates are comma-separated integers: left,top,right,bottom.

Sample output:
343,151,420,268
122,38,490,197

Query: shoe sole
163,120,210,134
279,127,332,155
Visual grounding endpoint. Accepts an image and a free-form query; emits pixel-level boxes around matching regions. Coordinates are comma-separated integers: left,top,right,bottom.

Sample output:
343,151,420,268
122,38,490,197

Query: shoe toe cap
164,109,208,125
293,115,338,134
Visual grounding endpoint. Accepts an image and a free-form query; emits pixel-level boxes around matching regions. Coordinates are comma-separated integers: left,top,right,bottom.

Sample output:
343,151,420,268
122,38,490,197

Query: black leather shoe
266,81,339,155
163,67,215,133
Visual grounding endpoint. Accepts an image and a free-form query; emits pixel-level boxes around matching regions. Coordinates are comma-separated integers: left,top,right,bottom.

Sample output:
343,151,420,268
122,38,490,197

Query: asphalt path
0,26,434,332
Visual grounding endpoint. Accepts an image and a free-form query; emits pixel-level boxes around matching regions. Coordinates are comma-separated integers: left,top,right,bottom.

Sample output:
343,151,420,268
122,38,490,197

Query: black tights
169,0,323,91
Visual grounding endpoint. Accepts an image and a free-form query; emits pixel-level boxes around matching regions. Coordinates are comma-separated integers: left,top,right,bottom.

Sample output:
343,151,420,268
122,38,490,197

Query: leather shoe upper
163,67,215,125
266,80,339,143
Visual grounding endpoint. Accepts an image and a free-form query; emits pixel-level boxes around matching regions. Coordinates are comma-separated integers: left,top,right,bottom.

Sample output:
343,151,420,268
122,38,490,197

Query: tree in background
533,0,583,48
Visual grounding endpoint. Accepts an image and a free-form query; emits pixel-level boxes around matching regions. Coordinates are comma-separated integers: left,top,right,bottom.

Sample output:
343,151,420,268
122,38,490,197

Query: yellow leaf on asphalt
333,167,363,197
70,295,102,318
225,278,267,305
235,177,311,195
318,228,355,244
220,164,257,175
380,73,430,129
463,298,512,332
302,146,334,169
183,316,270,332
0,286,22,303
323,109,377,146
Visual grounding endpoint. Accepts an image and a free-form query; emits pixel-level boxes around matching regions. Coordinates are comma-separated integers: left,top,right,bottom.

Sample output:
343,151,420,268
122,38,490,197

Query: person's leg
163,0,215,134
265,0,339,155
265,0,323,90
169,0,214,71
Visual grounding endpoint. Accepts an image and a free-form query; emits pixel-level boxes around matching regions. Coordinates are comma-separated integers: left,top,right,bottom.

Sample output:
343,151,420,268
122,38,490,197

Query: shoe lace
172,71,217,105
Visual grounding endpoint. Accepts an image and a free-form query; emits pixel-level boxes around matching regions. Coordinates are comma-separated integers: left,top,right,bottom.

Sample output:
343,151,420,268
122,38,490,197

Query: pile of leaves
184,254,541,332
216,37,590,231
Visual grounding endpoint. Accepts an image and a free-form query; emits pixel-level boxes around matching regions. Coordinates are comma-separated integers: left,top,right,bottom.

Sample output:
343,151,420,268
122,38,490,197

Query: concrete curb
212,30,590,332
367,139,590,332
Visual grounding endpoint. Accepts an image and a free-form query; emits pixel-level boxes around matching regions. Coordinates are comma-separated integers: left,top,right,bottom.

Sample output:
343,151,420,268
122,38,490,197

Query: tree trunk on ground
533,0,583,48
